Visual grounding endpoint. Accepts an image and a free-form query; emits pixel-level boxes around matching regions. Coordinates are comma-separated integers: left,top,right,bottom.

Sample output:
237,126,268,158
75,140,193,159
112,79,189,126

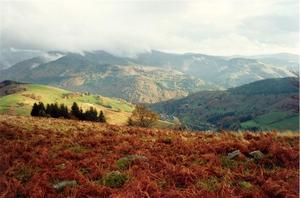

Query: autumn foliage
0,115,299,197
128,104,159,127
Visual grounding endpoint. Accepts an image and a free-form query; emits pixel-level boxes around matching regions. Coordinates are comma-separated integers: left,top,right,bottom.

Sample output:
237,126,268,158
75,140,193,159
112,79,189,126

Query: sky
0,0,299,56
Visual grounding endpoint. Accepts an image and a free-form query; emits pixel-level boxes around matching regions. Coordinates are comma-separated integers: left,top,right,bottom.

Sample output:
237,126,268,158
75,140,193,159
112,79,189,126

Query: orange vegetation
0,115,299,197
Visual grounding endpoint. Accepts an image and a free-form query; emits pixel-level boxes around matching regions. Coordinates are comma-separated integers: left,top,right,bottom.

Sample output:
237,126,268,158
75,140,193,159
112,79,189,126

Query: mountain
0,50,296,103
133,50,296,88
0,51,214,103
150,77,299,131
231,53,299,71
0,48,46,70
0,80,134,125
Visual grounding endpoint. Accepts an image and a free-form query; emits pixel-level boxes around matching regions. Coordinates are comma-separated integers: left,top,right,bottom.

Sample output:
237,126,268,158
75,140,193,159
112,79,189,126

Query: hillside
0,115,298,197
233,53,299,71
151,77,299,131
0,81,134,125
0,48,45,70
0,50,295,103
0,52,214,103
133,50,296,88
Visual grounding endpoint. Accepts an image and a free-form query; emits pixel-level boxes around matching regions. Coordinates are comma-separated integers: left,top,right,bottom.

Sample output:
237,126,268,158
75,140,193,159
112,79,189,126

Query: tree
71,102,81,119
51,103,60,118
45,104,51,116
85,107,98,121
37,102,46,117
31,103,39,117
129,104,159,127
59,104,69,118
172,117,187,131
98,110,106,123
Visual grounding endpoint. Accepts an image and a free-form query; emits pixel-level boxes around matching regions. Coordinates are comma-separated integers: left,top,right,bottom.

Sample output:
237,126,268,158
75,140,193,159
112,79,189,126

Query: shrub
116,155,148,170
128,104,159,127
196,177,220,192
239,181,252,189
102,171,128,188
220,156,237,169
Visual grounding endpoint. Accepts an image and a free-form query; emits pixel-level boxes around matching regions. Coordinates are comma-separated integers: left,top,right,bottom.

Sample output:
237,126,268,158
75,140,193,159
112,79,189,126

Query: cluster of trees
31,102,106,123
128,104,159,127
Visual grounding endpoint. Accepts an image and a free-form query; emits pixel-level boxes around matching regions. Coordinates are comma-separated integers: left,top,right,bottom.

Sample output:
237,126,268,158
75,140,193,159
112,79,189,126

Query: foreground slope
151,77,299,131
0,115,299,197
0,81,133,125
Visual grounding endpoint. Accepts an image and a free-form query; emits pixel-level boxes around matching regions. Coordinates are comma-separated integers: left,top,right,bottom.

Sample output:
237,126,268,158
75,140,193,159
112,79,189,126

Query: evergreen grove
31,102,106,123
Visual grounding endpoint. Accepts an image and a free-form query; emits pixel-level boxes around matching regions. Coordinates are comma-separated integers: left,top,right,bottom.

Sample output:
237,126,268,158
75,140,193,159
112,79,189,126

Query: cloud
0,0,299,56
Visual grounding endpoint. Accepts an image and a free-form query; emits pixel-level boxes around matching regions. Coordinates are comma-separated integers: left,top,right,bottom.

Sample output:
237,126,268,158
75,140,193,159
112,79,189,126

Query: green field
0,84,134,125
241,112,299,131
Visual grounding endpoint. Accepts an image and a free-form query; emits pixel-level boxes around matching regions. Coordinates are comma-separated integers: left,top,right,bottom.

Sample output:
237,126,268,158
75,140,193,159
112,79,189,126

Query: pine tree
85,107,98,121
37,102,46,117
98,110,106,123
51,103,60,118
71,102,81,119
59,104,69,118
31,103,39,117
79,107,84,120
45,104,51,116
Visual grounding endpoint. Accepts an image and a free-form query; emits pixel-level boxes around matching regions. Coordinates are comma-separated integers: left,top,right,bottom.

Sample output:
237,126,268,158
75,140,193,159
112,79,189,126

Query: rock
227,150,241,159
249,150,264,160
53,180,77,190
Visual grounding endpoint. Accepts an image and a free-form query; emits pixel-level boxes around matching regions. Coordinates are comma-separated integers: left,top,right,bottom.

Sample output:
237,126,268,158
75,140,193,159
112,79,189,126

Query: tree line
31,102,106,123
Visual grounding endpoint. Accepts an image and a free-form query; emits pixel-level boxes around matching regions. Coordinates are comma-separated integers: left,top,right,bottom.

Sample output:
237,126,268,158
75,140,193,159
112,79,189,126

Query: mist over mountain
0,50,297,103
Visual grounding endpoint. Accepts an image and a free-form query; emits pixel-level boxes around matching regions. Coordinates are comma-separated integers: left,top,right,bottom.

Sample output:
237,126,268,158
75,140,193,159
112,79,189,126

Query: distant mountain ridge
0,50,297,103
150,77,299,131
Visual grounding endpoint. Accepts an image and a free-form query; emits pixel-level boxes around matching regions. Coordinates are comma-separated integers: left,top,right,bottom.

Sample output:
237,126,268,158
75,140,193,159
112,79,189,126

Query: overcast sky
0,0,299,56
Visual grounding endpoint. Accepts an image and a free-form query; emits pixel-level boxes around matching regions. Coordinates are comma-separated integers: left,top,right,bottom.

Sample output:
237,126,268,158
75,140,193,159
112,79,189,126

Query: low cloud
0,0,299,56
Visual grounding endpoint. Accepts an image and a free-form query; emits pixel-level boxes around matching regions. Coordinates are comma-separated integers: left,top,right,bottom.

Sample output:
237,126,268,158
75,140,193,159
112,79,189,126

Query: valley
151,77,299,131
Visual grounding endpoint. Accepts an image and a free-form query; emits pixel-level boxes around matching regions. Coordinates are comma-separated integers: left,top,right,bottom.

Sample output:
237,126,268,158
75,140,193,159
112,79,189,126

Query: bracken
0,115,298,197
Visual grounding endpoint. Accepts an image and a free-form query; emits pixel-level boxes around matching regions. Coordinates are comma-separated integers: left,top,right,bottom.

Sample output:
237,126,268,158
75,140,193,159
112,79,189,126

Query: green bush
239,181,252,189
102,171,128,188
116,155,148,170
196,177,220,192
221,156,237,169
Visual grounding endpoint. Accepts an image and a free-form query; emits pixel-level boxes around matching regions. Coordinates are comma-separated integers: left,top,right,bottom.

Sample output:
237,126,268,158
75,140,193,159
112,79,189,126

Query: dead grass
0,115,298,197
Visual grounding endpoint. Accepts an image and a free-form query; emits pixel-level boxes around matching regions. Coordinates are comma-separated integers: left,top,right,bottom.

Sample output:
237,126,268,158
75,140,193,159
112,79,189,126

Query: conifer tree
98,110,106,123
85,107,98,121
31,103,39,117
50,103,60,118
60,104,69,118
71,102,81,119
37,102,46,116
45,104,51,116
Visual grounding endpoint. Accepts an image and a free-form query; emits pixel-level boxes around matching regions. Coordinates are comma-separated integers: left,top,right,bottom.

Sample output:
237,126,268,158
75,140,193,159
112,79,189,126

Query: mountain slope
0,52,214,103
239,53,299,70
0,48,45,70
1,115,298,197
151,77,299,131
0,50,296,103
133,50,296,88
0,81,134,125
